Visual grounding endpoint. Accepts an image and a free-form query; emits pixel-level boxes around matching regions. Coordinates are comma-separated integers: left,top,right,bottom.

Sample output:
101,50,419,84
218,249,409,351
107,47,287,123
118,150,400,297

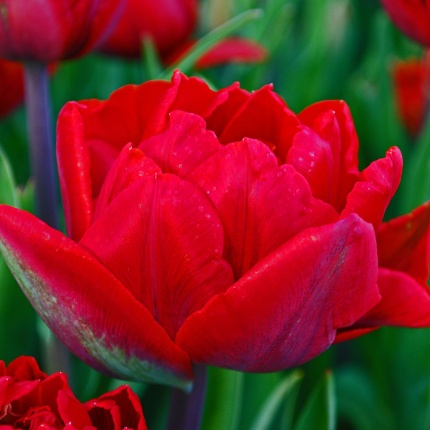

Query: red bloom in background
0,356,146,429
0,60,23,119
0,0,125,62
380,0,430,46
99,0,266,67
392,57,430,135
0,72,428,390
100,0,196,58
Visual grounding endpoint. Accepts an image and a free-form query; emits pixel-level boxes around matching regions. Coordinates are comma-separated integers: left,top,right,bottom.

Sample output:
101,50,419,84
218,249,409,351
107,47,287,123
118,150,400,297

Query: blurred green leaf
160,9,264,79
402,113,430,211
0,147,18,207
294,371,336,430
202,367,244,430
249,370,303,430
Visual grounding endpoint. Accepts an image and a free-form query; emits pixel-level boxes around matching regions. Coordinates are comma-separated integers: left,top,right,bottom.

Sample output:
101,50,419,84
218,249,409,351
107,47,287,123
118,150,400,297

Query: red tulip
392,56,430,135
99,0,266,67
0,356,147,429
0,59,24,118
380,0,430,46
100,0,196,58
0,72,428,389
0,0,125,62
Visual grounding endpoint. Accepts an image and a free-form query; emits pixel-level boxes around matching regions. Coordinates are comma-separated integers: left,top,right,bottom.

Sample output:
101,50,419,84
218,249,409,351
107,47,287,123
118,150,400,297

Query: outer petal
341,147,403,231
176,214,380,371
357,268,430,327
80,174,234,339
0,205,193,390
381,0,430,47
186,138,338,278
377,201,430,285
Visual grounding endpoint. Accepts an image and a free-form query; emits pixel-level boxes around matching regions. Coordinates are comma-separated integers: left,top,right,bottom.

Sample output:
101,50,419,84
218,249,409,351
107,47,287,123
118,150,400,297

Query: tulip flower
391,57,430,135
0,0,125,62
0,356,147,429
0,60,24,119
99,0,266,68
0,72,429,390
380,0,430,47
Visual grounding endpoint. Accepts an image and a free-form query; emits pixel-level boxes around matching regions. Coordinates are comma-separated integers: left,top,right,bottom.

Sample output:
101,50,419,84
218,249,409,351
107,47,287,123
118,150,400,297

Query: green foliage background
0,0,429,429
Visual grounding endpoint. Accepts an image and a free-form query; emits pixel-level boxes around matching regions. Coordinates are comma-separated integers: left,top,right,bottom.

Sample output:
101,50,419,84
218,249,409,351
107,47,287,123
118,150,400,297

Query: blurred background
0,0,429,429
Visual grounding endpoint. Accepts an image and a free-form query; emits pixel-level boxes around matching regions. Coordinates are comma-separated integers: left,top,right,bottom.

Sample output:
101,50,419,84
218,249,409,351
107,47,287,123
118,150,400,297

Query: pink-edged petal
357,268,430,327
137,110,222,177
93,144,161,221
80,174,234,339
195,38,267,69
215,85,300,161
86,386,147,430
187,138,338,277
341,147,403,231
377,201,430,285
298,100,360,210
176,214,380,371
0,205,193,390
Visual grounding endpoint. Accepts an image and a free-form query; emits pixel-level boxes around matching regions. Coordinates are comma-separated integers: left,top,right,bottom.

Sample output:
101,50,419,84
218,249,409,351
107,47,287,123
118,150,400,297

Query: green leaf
402,113,430,211
141,36,163,81
0,148,18,207
249,370,303,430
294,371,336,430
160,9,263,79
201,367,244,430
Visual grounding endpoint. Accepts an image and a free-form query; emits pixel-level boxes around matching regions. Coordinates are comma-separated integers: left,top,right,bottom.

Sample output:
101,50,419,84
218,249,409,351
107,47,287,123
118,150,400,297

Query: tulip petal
187,138,338,278
298,100,360,211
377,201,430,285
215,85,300,161
176,214,379,371
195,38,267,69
381,0,430,47
93,144,161,220
86,386,147,430
341,147,403,230
358,268,430,327
0,205,193,389
80,174,234,339
138,110,222,177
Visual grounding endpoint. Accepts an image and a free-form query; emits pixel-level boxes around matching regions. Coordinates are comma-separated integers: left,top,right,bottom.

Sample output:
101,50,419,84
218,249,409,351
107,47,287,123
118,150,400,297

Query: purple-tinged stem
166,365,207,430
23,62,59,228
24,62,70,375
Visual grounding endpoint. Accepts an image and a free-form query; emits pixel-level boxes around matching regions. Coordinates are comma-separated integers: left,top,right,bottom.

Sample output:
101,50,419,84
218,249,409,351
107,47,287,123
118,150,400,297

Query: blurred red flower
0,356,146,429
99,0,266,67
380,0,430,46
100,0,197,58
0,60,24,119
0,73,428,390
0,0,125,62
392,56,430,135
